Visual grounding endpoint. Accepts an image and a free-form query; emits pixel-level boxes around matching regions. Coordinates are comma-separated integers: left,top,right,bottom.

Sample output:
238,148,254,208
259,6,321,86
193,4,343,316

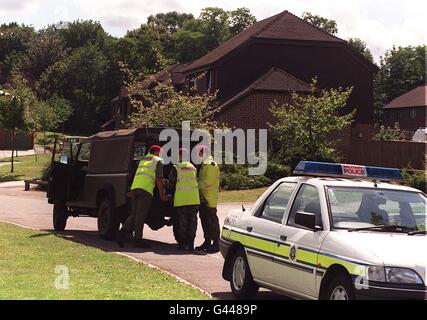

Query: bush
220,162,291,190
402,169,426,193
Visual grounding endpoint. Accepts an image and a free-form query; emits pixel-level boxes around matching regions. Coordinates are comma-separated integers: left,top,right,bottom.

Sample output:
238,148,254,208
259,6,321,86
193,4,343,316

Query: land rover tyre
53,201,68,231
97,197,120,240
229,247,259,299
325,274,355,300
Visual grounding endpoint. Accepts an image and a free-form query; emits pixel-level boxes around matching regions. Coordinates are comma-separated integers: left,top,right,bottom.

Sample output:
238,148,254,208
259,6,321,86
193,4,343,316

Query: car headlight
367,266,423,284
385,268,424,284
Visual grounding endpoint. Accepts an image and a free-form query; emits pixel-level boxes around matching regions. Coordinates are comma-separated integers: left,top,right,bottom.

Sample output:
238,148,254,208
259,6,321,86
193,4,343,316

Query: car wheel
97,197,120,240
53,201,68,231
326,274,355,300
229,247,259,299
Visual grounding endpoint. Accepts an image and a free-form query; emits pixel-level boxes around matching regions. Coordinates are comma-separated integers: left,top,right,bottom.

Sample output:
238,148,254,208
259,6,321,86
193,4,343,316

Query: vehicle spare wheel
53,201,68,231
97,197,120,240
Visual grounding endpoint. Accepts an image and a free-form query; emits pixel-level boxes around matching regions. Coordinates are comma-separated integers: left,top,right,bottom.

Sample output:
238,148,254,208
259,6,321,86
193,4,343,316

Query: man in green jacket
195,145,221,253
116,145,168,248
168,148,200,252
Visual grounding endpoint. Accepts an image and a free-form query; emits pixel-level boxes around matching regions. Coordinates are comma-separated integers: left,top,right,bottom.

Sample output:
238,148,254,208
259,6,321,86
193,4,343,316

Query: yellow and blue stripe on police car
222,226,368,277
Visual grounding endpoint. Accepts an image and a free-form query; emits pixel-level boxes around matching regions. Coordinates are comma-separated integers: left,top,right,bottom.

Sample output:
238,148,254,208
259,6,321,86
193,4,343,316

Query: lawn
218,187,268,203
0,154,50,182
0,222,209,300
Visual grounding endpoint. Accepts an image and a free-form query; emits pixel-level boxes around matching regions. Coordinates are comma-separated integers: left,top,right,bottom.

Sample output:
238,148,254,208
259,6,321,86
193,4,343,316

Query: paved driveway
0,186,284,299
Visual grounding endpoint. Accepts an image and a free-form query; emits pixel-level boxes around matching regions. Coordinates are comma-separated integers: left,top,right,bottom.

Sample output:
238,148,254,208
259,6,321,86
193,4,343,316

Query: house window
189,75,197,95
207,70,213,92
410,108,416,119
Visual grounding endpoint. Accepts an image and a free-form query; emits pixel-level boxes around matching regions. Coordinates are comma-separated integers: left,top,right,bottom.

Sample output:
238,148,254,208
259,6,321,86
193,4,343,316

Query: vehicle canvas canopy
82,128,201,175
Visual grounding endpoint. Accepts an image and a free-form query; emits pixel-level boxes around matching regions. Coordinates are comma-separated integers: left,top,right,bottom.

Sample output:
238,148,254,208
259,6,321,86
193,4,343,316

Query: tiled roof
217,67,312,113
383,85,427,109
182,10,344,73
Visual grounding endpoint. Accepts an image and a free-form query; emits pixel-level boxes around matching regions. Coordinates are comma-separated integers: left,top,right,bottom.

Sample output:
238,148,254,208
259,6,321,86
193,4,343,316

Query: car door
244,182,297,284
273,183,329,298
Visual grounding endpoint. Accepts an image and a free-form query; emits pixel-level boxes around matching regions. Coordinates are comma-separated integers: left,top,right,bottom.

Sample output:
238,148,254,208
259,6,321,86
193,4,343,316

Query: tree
0,23,35,83
372,123,402,141
374,45,425,121
229,8,256,36
20,33,68,80
270,79,354,166
302,12,338,35
36,95,73,152
199,7,231,51
0,74,39,172
58,20,110,50
127,71,219,130
348,38,374,62
147,11,194,32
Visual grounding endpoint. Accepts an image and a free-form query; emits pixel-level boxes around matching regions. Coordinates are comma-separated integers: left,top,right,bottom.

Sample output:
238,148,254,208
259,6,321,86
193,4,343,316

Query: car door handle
247,226,253,232
280,235,287,241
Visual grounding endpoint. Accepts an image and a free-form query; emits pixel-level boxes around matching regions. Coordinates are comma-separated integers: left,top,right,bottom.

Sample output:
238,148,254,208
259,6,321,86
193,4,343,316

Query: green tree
58,20,110,50
0,23,35,83
147,11,194,32
229,7,257,36
302,12,338,35
374,45,425,121
270,79,354,165
127,72,219,130
36,95,73,152
348,38,374,62
199,7,231,51
20,33,68,80
372,123,402,141
0,75,40,172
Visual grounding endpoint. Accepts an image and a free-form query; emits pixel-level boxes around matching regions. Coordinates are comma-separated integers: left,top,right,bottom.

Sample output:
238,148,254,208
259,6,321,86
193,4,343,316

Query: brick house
108,10,377,150
382,85,427,138
0,129,34,150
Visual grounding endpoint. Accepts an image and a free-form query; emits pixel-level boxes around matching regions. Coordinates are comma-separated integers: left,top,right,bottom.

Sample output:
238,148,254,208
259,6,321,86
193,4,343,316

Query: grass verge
218,187,268,203
0,154,50,182
0,222,209,300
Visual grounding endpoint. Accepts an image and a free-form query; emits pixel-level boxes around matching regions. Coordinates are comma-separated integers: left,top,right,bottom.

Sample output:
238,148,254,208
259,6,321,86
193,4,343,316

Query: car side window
77,143,91,162
288,184,322,227
259,182,297,223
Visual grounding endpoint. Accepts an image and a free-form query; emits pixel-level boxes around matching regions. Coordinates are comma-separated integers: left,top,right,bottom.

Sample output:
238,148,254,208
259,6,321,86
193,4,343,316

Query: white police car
220,162,427,300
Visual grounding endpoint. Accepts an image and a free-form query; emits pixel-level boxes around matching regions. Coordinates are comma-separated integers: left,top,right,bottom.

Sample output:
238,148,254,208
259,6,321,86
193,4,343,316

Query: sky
0,0,425,62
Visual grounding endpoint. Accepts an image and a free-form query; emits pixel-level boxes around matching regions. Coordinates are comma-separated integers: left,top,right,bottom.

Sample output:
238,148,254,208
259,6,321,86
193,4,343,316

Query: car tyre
326,274,355,300
229,247,259,299
97,197,120,240
53,201,68,231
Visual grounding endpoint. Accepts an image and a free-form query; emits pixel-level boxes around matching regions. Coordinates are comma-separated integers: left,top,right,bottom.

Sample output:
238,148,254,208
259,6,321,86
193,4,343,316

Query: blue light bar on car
293,161,404,181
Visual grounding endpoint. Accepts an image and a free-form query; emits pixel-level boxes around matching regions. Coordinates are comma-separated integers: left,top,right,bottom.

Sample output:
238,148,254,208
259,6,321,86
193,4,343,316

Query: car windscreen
327,187,426,231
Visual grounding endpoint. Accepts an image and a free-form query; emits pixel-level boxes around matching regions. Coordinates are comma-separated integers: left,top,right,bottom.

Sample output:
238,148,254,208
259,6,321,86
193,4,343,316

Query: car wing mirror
295,211,322,231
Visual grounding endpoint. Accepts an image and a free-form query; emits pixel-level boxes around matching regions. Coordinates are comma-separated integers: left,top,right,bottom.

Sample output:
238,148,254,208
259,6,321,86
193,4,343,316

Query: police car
220,162,427,300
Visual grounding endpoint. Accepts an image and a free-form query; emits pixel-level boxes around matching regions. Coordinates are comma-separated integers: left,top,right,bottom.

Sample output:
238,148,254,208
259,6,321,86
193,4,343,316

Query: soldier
168,148,200,251
195,145,221,253
116,145,168,248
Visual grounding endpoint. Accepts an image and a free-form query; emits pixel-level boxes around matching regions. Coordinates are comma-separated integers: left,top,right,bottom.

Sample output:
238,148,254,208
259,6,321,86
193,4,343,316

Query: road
0,186,284,299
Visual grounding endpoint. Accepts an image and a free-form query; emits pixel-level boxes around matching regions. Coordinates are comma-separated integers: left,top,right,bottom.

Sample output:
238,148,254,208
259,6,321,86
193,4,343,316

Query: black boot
207,241,220,253
195,240,211,251
116,228,126,248
177,242,186,250
186,240,195,252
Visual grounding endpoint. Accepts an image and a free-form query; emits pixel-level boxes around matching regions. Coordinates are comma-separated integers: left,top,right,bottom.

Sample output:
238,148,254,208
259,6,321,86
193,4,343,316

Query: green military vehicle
47,128,199,240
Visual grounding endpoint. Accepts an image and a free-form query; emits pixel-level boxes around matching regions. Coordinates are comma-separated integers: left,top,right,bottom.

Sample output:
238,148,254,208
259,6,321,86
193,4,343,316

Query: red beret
150,145,162,153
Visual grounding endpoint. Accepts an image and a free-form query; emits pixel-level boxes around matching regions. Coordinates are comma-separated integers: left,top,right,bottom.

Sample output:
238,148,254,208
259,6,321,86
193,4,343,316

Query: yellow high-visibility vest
198,156,220,208
173,162,200,207
131,154,162,195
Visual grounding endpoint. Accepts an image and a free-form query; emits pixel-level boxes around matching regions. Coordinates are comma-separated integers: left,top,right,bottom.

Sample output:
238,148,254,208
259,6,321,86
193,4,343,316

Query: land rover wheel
229,247,259,299
53,201,68,231
97,197,120,240
326,274,355,300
